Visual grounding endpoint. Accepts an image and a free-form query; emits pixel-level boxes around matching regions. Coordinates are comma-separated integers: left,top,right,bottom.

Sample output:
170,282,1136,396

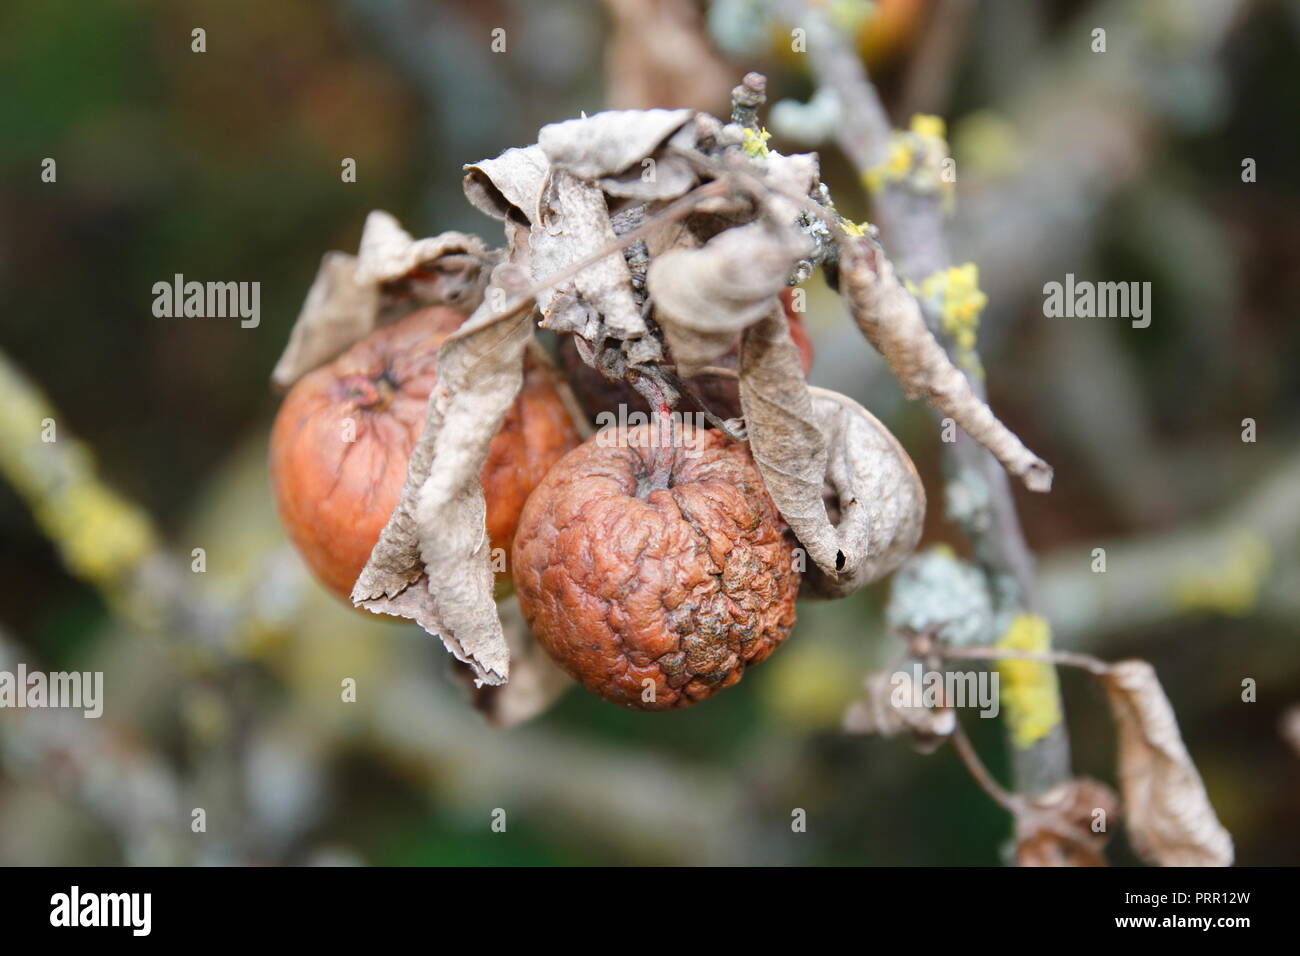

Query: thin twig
939,644,1112,676
950,719,1020,814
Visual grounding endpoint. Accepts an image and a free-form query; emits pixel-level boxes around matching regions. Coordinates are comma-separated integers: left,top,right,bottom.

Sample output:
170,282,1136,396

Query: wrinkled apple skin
270,306,580,601
512,424,800,711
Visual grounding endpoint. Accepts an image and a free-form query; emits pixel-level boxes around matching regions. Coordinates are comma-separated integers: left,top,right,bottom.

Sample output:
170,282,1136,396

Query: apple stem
632,372,678,491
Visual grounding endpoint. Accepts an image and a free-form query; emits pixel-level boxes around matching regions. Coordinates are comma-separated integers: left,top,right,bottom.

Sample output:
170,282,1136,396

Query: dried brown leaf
650,222,808,375
758,151,822,226
597,153,698,202
1102,660,1234,866
351,265,536,685
533,170,645,339
466,145,634,341
738,305,836,573
738,305,924,587
803,387,926,598
463,145,550,224
270,251,377,389
836,235,1054,493
1015,778,1118,867
354,211,493,289
538,108,693,180
452,594,574,728
272,215,498,389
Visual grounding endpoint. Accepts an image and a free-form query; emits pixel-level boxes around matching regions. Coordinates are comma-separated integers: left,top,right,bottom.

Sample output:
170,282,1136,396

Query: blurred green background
1,0,1298,865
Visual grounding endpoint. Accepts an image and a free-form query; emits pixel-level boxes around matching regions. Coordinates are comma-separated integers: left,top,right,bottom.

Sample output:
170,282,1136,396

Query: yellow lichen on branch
861,114,955,209
0,352,155,590
996,614,1064,749
911,262,987,377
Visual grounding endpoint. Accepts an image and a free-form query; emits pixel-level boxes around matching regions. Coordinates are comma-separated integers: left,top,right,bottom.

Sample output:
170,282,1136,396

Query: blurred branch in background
603,0,734,112
0,625,187,866
0,351,157,601
1040,446,1300,649
897,0,972,119
0,351,279,669
0,347,267,864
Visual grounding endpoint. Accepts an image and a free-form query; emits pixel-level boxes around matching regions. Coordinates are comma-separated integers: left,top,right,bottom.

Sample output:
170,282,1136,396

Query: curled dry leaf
758,151,822,232
450,593,573,728
597,154,697,202
649,221,809,376
738,307,924,589
534,171,645,340
271,252,378,389
538,108,693,181
804,387,925,598
351,265,535,686
738,305,835,572
836,235,1054,493
463,145,550,226
843,667,955,752
509,109,712,343
1014,778,1118,868
1102,660,1234,866
270,214,498,390
355,211,488,285
467,138,648,343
